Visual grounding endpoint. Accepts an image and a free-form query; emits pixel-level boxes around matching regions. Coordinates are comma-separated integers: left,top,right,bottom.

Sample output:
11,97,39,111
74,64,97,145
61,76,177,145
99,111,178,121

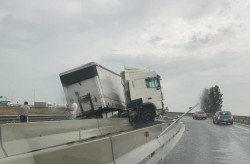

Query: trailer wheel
141,108,155,124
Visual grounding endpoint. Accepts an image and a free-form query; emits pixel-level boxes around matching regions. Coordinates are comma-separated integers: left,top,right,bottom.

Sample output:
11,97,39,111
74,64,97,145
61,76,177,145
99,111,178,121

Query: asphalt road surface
161,117,250,164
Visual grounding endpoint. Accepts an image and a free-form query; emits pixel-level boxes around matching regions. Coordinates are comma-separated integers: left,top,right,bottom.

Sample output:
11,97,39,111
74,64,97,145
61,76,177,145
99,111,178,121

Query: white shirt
70,102,78,114
20,105,30,116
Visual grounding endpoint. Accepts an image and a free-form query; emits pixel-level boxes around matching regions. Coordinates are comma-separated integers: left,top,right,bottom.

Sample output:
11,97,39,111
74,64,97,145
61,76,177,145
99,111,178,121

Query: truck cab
121,67,164,123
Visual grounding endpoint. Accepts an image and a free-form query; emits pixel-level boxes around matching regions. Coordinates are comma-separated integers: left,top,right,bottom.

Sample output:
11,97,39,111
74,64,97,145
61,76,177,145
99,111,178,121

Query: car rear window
219,111,231,115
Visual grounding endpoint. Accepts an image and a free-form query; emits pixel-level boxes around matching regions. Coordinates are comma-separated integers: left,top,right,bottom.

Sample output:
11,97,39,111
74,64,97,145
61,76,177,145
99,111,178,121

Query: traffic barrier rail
112,122,182,164
97,118,133,135
111,124,163,162
233,115,250,125
0,121,181,164
166,112,250,125
0,105,202,163
0,137,114,164
0,118,132,158
0,115,67,124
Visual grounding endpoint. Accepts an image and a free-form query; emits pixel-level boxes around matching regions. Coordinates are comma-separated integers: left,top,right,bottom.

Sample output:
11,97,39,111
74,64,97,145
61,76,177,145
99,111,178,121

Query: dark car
193,111,207,120
213,111,234,125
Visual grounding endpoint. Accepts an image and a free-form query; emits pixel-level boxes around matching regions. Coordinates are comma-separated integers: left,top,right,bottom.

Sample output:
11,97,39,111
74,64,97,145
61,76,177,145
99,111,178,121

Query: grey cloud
149,36,164,45
185,27,234,50
102,53,230,78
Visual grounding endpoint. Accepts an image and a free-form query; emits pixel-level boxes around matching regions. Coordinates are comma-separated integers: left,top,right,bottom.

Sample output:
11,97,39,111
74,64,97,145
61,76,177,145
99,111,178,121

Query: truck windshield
145,78,160,88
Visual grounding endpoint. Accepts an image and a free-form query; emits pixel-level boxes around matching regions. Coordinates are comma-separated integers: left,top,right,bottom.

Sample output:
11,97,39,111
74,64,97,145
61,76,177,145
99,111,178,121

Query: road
161,117,250,164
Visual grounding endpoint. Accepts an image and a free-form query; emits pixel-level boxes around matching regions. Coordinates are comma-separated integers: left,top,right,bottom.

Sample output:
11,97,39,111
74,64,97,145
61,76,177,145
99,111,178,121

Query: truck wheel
141,108,155,124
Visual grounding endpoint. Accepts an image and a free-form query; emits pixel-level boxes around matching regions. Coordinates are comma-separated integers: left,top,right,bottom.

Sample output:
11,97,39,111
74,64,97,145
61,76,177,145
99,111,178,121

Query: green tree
200,89,210,113
200,85,223,113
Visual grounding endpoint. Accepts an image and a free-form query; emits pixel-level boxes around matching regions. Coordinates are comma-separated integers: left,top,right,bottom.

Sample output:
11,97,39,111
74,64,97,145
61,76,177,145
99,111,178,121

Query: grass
0,106,67,115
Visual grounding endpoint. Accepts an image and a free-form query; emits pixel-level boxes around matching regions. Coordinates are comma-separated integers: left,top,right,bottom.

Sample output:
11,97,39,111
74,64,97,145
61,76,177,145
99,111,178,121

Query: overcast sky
1,0,250,115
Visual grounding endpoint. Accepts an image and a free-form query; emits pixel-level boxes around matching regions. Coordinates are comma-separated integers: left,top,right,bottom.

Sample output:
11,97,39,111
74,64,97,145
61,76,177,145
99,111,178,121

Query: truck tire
141,108,155,124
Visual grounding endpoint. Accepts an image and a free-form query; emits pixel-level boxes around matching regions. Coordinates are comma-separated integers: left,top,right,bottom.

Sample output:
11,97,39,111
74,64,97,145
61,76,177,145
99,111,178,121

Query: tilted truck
121,66,164,123
59,62,164,123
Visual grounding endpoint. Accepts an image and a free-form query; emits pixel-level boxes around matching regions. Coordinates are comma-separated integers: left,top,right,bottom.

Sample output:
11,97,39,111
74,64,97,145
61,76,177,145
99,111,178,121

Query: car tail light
217,114,220,120
230,114,234,120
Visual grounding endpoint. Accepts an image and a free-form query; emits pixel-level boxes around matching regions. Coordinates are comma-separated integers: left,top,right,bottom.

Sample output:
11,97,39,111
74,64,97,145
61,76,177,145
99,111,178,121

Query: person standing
19,101,30,123
67,99,78,120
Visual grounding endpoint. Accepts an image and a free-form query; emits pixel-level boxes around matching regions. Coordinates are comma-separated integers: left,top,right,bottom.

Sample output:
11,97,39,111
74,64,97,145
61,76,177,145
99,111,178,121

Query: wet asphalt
161,116,250,164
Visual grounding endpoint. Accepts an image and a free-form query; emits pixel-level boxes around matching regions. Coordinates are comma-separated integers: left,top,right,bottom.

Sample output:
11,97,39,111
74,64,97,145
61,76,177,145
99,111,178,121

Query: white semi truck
59,62,164,123
121,67,164,123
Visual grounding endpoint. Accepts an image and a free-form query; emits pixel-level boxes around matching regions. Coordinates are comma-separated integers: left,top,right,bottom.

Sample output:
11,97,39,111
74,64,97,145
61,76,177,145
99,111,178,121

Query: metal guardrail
165,112,193,117
2,112,249,125
234,115,250,125
0,115,67,124
158,103,199,138
166,111,250,125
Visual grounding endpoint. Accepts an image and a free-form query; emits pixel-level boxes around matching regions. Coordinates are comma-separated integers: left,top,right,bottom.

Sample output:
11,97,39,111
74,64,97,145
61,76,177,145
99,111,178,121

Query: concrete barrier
111,124,162,163
112,122,182,164
0,147,5,159
0,120,183,164
98,118,133,135
1,119,101,156
0,126,6,158
0,143,5,159
160,122,172,133
0,118,131,157
146,122,184,163
158,122,180,145
0,137,114,164
115,139,161,164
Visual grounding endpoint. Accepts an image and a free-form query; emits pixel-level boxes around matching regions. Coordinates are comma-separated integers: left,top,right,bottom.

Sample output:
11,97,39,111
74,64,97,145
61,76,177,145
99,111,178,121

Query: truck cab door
132,79,148,102
145,77,163,109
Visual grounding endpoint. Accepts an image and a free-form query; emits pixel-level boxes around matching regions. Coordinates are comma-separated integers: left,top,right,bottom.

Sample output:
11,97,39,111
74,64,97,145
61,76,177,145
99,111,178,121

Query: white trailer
59,62,126,117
